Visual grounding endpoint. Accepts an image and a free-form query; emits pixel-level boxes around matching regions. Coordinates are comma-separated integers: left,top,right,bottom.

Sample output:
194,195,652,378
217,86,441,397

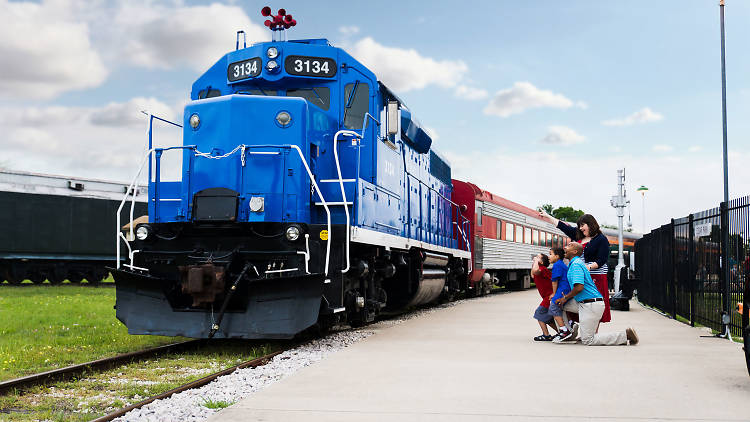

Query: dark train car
0,170,147,284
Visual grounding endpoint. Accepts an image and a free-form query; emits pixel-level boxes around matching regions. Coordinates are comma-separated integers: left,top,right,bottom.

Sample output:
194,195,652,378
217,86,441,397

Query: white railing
115,142,333,276
116,148,154,270
332,129,362,273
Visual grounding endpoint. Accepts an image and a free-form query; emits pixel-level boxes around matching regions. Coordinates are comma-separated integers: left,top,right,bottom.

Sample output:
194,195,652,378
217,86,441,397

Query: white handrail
333,130,361,273
289,144,332,275
116,148,154,269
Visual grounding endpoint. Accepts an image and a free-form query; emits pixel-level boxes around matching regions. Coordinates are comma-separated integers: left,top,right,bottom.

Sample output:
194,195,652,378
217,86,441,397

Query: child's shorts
548,300,563,317
533,305,553,323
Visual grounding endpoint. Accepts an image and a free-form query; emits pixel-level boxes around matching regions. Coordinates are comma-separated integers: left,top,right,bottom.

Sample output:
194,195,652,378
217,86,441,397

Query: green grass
201,398,235,409
0,284,187,381
0,340,276,421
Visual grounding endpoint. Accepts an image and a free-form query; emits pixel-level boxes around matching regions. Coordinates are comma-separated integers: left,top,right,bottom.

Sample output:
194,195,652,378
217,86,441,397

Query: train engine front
112,9,471,339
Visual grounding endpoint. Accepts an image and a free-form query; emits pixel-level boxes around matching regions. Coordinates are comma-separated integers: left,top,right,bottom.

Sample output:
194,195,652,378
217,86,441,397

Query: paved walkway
209,290,750,421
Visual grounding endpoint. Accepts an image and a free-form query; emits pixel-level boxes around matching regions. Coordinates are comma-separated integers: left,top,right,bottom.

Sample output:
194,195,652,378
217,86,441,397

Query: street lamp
636,185,648,233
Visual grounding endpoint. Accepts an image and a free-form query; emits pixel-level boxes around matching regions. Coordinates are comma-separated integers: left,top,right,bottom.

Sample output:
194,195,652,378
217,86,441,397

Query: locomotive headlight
135,224,151,241
266,47,279,59
285,225,301,242
266,60,279,72
189,113,200,130
275,111,292,126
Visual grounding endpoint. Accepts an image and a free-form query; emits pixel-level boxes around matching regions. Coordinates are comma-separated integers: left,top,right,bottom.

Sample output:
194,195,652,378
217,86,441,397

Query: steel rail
91,349,284,422
0,340,203,395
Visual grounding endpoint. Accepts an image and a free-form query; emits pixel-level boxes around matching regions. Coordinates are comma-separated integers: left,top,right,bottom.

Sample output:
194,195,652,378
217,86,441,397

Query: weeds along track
0,340,202,395
91,349,283,422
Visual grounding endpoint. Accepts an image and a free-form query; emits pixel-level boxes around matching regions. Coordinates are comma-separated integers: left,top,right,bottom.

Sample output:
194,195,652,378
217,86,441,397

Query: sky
1,0,749,233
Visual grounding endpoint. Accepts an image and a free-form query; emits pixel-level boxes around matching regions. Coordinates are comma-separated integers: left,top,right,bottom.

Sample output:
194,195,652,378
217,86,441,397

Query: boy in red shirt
531,253,557,341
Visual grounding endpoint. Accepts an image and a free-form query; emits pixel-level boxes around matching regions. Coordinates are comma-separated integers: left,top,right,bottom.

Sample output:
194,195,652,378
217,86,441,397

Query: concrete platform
209,290,750,421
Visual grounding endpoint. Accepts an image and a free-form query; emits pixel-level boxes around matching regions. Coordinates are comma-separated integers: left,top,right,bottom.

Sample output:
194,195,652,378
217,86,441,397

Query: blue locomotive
113,8,471,339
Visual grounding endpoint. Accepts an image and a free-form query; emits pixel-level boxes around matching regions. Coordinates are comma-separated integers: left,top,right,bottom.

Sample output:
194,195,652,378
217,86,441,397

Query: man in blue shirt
556,242,639,346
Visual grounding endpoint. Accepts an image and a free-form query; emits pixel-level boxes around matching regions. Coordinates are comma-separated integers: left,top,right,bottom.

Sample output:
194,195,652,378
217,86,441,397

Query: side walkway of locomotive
113,11,471,339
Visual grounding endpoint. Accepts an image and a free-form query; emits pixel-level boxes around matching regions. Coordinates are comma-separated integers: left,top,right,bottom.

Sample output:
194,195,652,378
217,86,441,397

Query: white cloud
455,85,489,100
0,0,108,99
115,3,266,71
652,144,673,152
0,98,179,181
349,37,468,93
444,148,750,233
483,82,584,118
90,97,175,127
602,107,664,126
688,146,703,152
423,126,439,141
339,26,360,36
538,126,585,145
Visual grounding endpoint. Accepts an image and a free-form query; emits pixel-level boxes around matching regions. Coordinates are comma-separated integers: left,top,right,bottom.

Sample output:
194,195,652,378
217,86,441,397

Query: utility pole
719,0,732,336
610,169,629,293
720,0,729,205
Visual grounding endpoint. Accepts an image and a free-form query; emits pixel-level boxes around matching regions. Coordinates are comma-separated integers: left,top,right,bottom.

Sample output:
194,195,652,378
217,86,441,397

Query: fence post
669,218,677,319
721,201,730,331
688,213,695,326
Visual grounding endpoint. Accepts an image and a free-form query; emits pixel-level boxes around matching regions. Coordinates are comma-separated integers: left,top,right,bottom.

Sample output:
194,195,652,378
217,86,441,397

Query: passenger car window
287,87,330,110
496,221,502,240
506,223,514,241
516,225,523,243
524,227,532,244
343,82,370,129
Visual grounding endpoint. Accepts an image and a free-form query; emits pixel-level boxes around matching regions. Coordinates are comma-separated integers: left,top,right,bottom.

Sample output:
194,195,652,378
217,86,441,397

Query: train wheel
48,275,65,285
68,272,84,283
84,272,101,285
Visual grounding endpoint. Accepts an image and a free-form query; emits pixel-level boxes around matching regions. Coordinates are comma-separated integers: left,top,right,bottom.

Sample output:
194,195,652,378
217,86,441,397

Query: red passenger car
452,179,570,294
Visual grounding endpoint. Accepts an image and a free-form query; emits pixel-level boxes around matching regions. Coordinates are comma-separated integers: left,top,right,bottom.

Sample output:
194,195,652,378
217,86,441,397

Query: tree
537,204,585,223
552,206,584,222
540,204,554,214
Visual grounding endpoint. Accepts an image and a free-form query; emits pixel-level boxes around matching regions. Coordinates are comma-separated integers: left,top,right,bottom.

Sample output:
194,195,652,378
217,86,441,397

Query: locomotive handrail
333,130,362,274
117,145,197,270
118,142,332,275
234,143,333,276
403,166,471,252
117,148,155,270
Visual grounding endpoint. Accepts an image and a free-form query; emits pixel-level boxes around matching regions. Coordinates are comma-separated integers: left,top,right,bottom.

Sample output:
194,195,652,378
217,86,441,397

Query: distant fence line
635,196,749,337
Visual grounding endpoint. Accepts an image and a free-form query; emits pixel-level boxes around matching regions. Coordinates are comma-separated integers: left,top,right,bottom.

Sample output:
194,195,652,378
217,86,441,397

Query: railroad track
91,349,284,422
0,340,203,395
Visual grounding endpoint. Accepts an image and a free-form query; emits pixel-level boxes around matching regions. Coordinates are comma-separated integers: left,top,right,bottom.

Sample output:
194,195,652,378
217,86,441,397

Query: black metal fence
636,196,749,337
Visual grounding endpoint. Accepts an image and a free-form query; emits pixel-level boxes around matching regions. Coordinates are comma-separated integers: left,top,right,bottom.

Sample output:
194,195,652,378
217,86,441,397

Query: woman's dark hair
539,253,550,267
551,247,565,260
576,213,601,238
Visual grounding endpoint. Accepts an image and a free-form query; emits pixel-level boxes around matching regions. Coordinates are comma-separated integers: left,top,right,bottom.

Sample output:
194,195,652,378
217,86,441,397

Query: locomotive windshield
235,86,330,111
287,87,330,111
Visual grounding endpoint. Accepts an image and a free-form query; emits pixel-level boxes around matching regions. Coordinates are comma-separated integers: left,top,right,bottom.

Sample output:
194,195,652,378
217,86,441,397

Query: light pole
610,169,630,293
637,185,648,233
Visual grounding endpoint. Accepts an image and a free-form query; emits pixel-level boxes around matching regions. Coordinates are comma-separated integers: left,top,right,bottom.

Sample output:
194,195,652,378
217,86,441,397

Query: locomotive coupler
178,263,226,307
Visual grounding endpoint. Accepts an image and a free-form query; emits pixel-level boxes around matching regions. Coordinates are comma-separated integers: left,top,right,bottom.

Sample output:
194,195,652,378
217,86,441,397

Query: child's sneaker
552,328,572,343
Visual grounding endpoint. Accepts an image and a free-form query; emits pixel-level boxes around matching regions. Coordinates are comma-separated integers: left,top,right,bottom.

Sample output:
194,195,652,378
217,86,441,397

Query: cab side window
343,82,370,129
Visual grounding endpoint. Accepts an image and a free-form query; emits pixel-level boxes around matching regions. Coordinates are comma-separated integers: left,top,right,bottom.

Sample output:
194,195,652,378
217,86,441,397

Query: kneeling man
555,242,639,346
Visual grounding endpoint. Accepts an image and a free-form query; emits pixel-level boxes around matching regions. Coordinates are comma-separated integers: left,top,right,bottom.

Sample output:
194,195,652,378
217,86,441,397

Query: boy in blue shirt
548,247,573,340
556,242,639,346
